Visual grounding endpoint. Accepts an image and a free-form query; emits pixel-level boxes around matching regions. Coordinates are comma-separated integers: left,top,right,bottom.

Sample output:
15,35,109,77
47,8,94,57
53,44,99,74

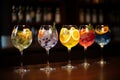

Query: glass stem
100,46,104,61
46,49,50,67
68,48,71,65
20,50,23,68
84,47,87,63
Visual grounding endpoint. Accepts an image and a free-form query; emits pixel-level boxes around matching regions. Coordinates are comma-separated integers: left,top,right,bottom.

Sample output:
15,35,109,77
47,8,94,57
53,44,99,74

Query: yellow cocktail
60,26,80,50
59,25,80,69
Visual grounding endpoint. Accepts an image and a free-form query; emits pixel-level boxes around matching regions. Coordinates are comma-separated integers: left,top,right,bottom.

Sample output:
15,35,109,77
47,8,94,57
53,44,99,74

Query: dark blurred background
0,0,120,68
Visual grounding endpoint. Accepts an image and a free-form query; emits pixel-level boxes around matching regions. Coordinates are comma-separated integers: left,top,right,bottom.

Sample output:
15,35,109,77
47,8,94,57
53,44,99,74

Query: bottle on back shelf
43,8,48,23
30,6,35,23
35,7,42,23
79,9,84,24
99,9,104,24
47,7,53,23
92,9,97,24
55,7,61,24
43,7,53,24
11,5,17,23
93,0,99,4
26,6,31,23
18,6,24,23
85,9,91,24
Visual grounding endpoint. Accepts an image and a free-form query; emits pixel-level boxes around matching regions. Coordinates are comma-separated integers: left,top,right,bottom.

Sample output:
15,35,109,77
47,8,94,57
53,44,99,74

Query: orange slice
95,26,109,35
80,29,86,35
38,29,44,38
72,29,80,40
60,28,71,43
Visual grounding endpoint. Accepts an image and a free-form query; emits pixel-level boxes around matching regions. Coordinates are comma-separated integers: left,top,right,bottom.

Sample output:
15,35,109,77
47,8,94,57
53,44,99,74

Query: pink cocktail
79,30,95,49
79,24,95,68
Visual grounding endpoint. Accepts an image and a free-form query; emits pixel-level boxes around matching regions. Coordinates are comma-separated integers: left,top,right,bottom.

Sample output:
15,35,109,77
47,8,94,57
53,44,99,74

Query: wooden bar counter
0,56,120,80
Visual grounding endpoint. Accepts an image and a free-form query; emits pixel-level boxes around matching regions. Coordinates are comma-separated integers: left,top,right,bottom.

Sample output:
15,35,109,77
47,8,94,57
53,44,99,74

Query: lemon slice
17,28,32,40
70,27,75,30
25,29,32,38
60,28,71,43
24,28,32,35
72,29,80,40
95,26,109,35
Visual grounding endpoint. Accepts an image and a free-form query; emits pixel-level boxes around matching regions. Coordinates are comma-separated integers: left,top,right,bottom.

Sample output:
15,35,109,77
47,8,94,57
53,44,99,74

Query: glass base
97,59,106,65
81,62,90,69
40,66,56,72
62,64,76,70
14,67,30,78
15,68,30,73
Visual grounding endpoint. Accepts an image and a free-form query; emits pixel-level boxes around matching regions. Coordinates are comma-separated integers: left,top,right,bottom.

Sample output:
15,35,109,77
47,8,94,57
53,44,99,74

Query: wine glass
79,24,95,68
38,24,58,72
59,25,80,69
11,25,32,74
95,25,111,65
